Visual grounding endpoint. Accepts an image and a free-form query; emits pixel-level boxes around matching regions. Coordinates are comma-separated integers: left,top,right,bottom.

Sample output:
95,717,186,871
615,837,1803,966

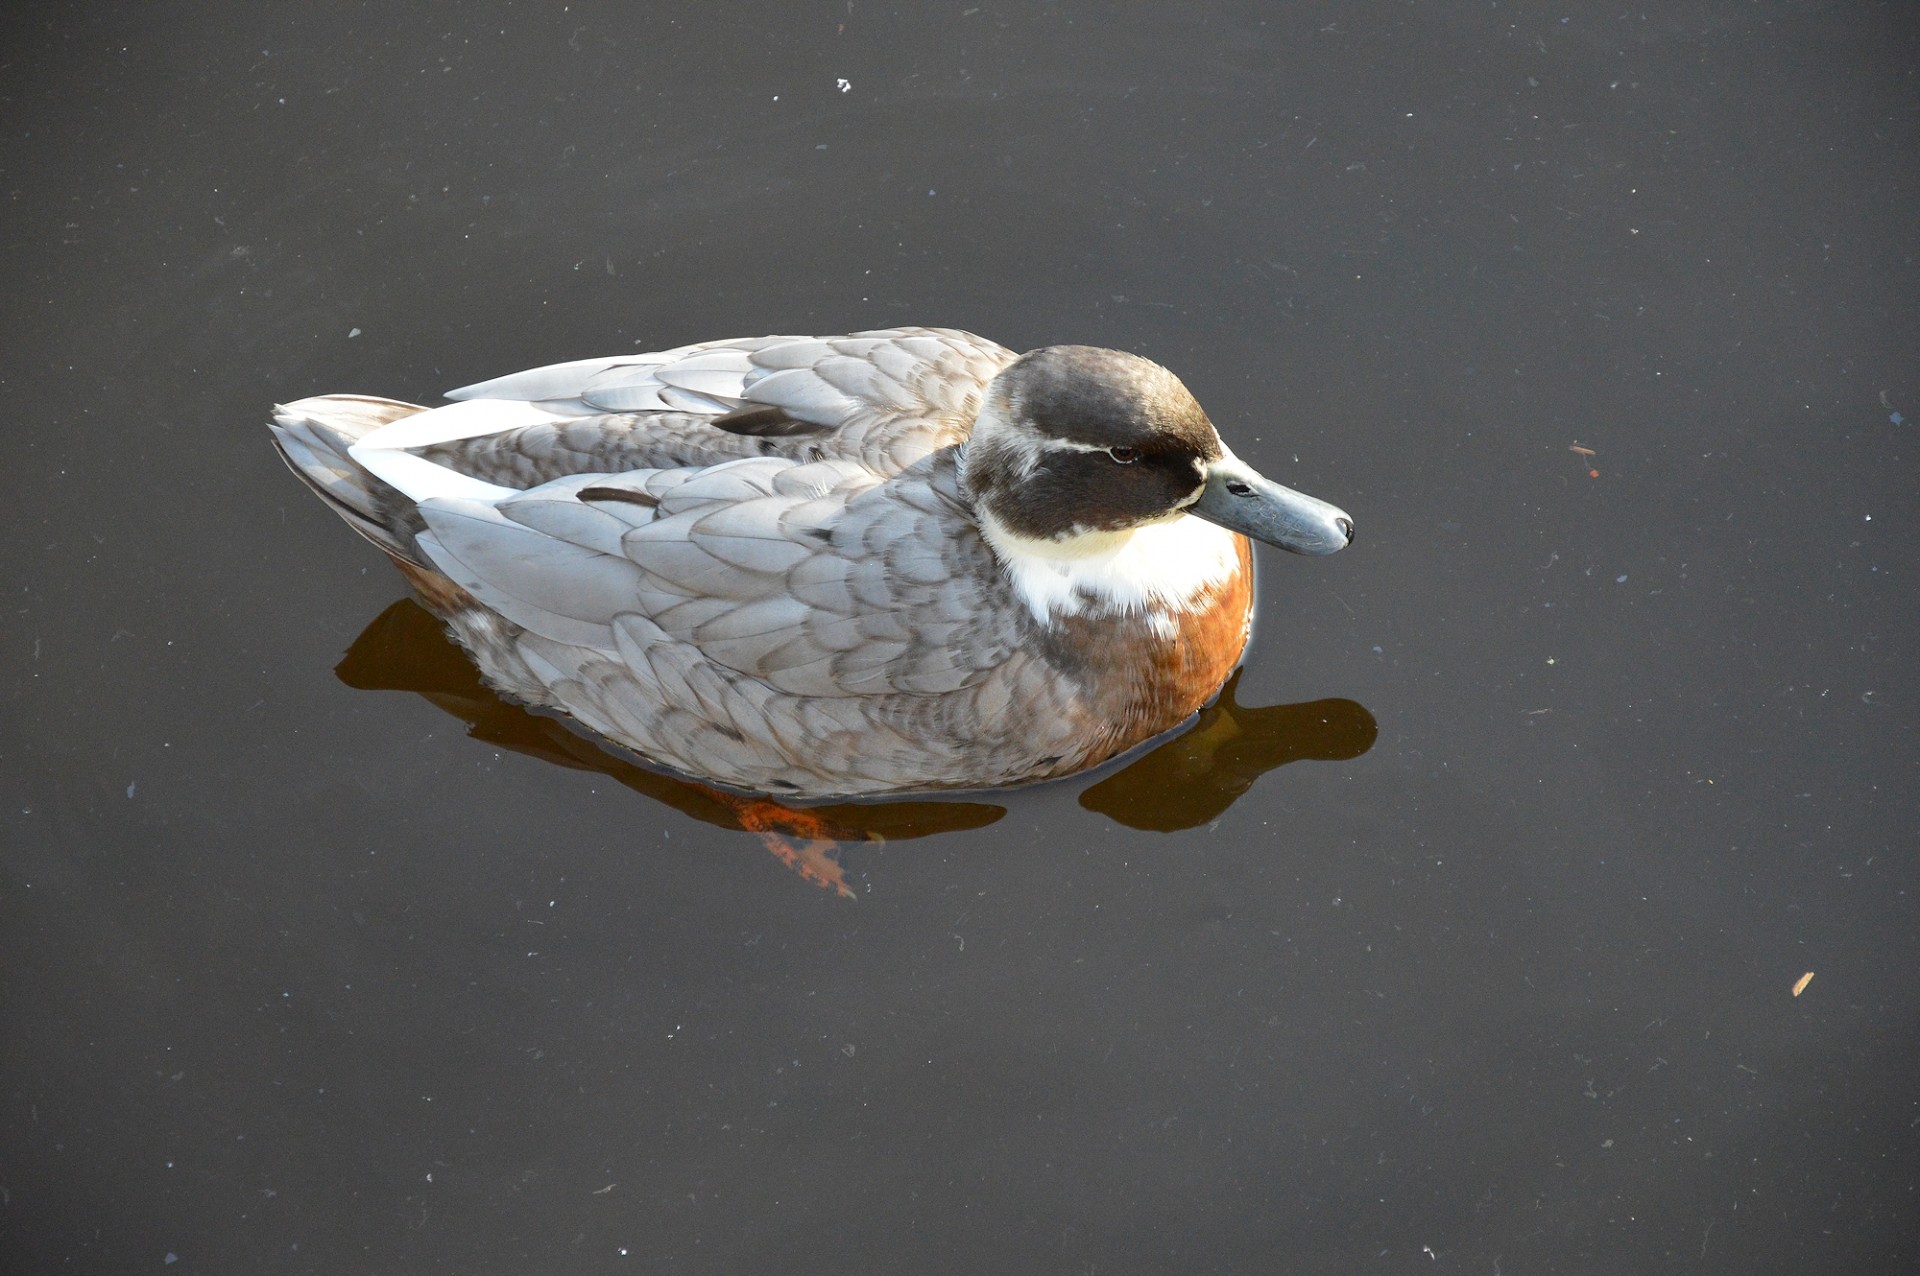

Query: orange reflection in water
336,600,1375,895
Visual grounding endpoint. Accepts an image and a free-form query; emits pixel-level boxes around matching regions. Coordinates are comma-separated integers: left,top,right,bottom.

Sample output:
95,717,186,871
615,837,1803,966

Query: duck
270,327,1352,798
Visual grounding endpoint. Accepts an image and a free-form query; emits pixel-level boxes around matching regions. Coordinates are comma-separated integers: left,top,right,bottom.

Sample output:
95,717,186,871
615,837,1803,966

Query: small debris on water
348,327,361,338
1792,971,1814,997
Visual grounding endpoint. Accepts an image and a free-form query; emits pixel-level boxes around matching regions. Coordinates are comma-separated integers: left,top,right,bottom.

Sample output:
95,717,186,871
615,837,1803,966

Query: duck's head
962,345,1354,559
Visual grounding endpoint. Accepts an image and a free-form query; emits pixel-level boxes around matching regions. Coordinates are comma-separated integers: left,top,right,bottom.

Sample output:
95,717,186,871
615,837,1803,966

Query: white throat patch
978,508,1242,631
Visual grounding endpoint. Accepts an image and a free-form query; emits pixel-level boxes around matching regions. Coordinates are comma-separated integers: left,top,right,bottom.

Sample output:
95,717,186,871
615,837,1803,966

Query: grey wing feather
421,328,1018,487
445,336,796,409
416,499,646,634
446,355,658,406
651,350,761,399
495,492,635,558
416,449,1011,709
738,367,860,424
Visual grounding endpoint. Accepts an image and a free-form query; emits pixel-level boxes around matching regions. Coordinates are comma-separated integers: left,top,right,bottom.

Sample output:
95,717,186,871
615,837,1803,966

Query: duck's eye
1108,446,1139,464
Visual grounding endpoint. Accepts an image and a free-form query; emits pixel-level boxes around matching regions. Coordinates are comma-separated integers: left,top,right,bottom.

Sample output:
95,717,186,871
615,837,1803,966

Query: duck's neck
976,507,1244,633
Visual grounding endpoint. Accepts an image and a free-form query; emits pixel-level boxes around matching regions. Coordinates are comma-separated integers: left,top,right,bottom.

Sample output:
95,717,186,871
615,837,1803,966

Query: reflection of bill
337,599,1374,893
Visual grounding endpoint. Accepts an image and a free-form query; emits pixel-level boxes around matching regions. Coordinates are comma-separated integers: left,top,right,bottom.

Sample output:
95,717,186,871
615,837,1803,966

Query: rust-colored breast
1042,535,1257,774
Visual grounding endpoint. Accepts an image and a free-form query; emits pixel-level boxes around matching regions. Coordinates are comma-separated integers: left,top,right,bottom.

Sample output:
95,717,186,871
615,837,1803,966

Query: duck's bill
1188,454,1354,555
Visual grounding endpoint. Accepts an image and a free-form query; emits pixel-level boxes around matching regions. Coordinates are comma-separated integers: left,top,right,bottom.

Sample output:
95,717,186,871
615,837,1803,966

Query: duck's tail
270,395,432,567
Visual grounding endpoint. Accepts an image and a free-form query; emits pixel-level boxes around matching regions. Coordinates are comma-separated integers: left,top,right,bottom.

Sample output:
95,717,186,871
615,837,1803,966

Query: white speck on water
1616,574,1628,583
347,327,361,338
126,782,136,799
836,77,851,92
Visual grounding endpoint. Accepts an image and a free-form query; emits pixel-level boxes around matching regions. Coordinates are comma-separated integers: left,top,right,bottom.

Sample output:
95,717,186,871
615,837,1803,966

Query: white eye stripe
1039,438,1152,462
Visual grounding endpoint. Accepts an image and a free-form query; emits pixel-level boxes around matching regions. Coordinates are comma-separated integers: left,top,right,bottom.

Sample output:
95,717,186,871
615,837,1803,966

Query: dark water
5,3,1916,1272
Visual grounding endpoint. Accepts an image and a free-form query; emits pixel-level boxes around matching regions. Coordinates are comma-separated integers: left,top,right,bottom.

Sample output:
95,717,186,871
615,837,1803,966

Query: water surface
4,3,1915,1271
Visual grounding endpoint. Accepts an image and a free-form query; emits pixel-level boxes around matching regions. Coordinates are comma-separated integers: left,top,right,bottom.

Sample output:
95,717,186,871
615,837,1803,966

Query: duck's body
271,328,1350,797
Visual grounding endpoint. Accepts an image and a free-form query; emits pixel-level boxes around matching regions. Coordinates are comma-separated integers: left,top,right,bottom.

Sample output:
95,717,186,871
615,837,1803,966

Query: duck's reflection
337,600,1375,894
1079,674,1377,830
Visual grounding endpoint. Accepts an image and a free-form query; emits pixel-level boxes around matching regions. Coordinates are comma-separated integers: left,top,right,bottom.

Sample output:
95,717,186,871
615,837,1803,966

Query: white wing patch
349,398,566,502
356,397,567,450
